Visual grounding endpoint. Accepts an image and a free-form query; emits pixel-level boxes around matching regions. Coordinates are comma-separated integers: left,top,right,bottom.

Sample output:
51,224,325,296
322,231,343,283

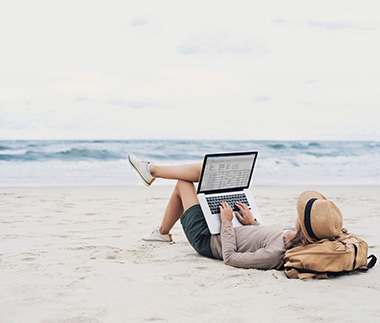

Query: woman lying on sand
128,154,343,270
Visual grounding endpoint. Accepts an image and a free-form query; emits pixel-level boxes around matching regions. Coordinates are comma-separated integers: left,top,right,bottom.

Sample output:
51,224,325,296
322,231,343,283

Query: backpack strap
352,244,358,270
276,259,285,270
357,254,377,271
285,268,329,279
299,273,319,279
284,268,315,279
367,254,377,269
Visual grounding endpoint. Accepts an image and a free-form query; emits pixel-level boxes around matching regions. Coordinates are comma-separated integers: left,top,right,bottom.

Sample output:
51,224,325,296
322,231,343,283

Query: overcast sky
1,0,379,141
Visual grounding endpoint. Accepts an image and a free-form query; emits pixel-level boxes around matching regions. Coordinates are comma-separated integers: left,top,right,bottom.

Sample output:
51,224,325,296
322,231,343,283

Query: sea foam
0,140,379,186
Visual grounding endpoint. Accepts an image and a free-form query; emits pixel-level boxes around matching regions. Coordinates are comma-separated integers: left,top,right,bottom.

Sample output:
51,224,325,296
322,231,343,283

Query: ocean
0,140,379,186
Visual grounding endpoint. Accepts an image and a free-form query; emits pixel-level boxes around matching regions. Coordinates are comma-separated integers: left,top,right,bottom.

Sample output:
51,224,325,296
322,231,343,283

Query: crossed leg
159,180,199,234
141,161,203,235
150,163,202,183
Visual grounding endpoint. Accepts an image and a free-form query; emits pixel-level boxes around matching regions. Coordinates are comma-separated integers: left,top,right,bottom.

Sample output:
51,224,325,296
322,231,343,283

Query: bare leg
159,180,199,234
150,163,202,182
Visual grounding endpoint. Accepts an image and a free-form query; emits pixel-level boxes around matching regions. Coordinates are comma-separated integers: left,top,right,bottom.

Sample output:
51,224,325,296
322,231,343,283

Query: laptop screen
197,152,258,194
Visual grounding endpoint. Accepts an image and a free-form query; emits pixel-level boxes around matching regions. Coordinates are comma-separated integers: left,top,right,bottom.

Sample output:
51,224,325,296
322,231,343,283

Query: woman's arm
219,203,283,269
220,222,283,269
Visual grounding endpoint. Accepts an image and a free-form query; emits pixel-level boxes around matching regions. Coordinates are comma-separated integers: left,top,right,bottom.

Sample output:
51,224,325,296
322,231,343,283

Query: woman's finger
221,201,230,209
235,203,246,211
234,212,247,224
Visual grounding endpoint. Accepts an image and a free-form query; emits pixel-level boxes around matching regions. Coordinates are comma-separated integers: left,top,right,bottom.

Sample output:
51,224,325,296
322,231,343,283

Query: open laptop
197,151,263,234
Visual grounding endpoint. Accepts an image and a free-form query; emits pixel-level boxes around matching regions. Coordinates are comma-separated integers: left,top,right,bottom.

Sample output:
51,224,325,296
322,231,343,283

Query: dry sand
0,185,379,322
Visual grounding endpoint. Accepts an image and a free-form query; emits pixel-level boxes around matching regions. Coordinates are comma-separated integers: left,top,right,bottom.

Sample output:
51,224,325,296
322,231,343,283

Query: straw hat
297,190,343,242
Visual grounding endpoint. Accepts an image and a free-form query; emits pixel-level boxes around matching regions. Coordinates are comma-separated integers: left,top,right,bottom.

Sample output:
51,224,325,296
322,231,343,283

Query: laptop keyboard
206,193,250,214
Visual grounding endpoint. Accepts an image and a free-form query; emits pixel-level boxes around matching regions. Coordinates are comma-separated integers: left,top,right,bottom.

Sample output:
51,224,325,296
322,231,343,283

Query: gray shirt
210,221,286,269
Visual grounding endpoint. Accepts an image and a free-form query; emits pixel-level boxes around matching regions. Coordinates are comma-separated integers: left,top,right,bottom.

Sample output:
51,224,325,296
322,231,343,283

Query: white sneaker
128,153,155,186
142,227,173,242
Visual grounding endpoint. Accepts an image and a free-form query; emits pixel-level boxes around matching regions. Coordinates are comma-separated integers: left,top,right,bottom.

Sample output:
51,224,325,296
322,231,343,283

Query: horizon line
1,138,379,142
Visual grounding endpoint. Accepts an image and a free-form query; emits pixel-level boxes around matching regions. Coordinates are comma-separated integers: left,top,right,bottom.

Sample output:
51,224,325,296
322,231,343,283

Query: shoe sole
128,155,154,187
141,238,172,242
142,233,173,243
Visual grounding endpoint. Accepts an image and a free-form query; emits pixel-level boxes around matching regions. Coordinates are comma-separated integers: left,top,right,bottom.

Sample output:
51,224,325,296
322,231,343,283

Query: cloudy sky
1,0,379,140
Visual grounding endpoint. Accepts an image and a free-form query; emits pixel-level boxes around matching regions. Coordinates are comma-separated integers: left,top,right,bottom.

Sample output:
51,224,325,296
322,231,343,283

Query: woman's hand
219,202,234,222
234,202,256,225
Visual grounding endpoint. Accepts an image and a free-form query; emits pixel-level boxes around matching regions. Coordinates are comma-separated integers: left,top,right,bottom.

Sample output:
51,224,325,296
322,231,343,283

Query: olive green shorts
180,204,215,259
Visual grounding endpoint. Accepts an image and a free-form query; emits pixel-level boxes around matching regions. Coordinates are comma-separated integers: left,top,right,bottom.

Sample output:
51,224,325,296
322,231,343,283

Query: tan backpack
284,230,377,279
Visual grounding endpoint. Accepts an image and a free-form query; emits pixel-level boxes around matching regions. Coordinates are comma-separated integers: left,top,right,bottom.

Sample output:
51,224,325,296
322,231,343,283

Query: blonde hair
285,227,312,250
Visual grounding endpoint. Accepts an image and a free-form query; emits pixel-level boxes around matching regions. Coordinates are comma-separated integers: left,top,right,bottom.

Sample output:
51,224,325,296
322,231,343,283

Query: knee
175,180,196,196
175,179,194,190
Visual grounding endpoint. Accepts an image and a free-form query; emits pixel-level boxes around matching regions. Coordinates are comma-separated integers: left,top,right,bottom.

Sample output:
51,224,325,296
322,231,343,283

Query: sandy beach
0,184,379,322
